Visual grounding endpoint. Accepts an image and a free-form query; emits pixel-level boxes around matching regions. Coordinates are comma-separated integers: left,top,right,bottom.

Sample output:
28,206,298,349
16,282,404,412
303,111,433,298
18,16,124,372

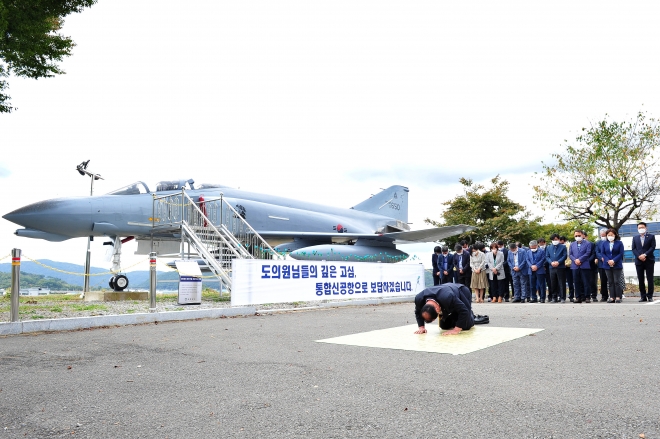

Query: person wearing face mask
594,228,610,302
631,221,656,302
497,240,513,302
438,246,454,284
453,244,472,290
432,246,442,286
538,238,551,293
527,240,547,302
486,243,506,303
568,230,593,303
507,243,529,303
601,228,624,303
470,242,488,303
560,236,576,301
546,233,567,303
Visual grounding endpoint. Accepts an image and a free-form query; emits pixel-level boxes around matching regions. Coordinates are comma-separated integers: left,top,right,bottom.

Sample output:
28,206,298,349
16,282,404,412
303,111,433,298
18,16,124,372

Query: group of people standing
431,222,656,304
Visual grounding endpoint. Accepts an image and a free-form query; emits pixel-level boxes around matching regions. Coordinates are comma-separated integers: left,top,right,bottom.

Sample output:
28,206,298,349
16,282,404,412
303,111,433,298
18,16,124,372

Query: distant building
19,287,50,296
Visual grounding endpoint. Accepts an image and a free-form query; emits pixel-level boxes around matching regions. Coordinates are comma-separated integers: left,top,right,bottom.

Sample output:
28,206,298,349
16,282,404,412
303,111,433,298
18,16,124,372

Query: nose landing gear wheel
109,276,116,290
114,274,129,291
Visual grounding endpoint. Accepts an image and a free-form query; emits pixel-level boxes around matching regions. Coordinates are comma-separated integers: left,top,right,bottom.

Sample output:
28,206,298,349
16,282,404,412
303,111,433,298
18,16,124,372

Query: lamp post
76,160,103,298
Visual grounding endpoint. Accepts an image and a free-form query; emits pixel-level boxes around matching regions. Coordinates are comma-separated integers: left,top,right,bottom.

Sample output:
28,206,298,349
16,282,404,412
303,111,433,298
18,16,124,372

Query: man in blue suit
546,233,567,302
437,246,454,284
527,240,547,302
507,243,529,303
568,230,593,303
595,228,609,302
631,221,656,302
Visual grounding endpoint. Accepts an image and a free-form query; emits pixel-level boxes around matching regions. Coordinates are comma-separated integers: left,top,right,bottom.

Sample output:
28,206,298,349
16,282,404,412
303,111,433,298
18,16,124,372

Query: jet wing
381,225,476,244
258,225,474,244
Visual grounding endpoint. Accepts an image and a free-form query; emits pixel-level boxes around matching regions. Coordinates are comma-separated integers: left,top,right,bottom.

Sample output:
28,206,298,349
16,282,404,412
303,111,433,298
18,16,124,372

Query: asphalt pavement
1,301,659,438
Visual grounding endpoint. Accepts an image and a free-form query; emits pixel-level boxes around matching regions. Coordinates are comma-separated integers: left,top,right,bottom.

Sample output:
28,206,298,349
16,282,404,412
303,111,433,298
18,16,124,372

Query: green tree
0,0,96,113
425,176,543,248
530,221,595,242
534,112,660,230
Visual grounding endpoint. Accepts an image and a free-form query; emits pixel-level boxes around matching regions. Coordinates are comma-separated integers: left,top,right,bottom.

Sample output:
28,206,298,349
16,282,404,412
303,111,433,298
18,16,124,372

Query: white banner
231,259,426,306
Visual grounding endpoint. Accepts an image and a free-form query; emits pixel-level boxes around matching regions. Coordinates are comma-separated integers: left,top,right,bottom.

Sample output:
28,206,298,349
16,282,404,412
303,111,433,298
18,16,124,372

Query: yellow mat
316,325,544,355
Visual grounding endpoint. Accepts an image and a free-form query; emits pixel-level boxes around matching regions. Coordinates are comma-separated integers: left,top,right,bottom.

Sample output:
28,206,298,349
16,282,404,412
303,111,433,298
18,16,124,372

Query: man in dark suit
631,221,656,302
437,246,454,284
560,236,575,301
568,230,593,303
498,240,512,302
413,283,474,335
431,246,442,286
507,243,529,302
546,233,567,302
595,228,609,302
589,234,599,301
453,244,471,289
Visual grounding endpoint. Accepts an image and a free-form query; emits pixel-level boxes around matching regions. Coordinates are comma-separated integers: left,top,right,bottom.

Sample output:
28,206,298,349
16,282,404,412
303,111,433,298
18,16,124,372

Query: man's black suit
501,247,512,300
414,283,474,330
632,233,657,301
453,251,472,289
431,253,441,286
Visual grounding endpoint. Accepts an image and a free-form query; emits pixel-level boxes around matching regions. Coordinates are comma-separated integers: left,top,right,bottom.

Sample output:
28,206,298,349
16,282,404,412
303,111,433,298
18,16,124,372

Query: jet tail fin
351,185,409,223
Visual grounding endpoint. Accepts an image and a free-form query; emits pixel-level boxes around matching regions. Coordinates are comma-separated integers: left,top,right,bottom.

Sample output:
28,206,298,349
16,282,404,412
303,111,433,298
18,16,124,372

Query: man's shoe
575,299,582,303
540,299,545,303
639,298,648,302
474,315,489,325
600,297,608,302
585,298,591,303
504,298,510,302
561,299,566,303
615,299,622,303
530,299,538,303
570,298,574,302
512,298,521,303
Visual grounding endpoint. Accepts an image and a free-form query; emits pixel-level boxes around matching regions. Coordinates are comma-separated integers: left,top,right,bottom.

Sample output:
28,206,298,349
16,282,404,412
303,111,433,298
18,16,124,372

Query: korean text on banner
231,260,425,306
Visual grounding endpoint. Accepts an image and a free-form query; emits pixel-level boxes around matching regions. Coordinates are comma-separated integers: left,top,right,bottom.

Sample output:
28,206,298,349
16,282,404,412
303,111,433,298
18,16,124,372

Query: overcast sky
1,0,659,273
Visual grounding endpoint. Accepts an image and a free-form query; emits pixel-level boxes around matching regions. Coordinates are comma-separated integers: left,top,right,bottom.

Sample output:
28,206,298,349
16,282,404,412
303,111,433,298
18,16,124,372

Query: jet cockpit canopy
106,179,231,195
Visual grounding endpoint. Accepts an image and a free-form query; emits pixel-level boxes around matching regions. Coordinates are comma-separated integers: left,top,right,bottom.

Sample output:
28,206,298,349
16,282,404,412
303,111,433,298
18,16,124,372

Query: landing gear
108,275,129,291
114,275,129,291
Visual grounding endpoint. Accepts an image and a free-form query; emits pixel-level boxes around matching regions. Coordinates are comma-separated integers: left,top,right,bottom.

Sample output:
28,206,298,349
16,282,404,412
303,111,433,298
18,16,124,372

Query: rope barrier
0,253,11,262
20,255,150,277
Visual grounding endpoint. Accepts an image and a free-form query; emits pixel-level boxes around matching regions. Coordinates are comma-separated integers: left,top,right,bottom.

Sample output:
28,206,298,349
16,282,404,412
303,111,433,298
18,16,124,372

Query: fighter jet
3,179,474,289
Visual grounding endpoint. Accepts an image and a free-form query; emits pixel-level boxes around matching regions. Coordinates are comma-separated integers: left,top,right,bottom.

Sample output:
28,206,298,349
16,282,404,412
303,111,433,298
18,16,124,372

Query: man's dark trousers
566,268,575,300
549,267,566,301
572,269,592,301
591,268,599,301
598,268,608,300
636,260,655,301
439,285,474,330
433,273,440,286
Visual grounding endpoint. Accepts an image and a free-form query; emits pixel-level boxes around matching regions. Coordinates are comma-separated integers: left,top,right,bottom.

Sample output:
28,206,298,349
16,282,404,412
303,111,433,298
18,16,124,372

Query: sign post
10,248,21,322
149,252,157,312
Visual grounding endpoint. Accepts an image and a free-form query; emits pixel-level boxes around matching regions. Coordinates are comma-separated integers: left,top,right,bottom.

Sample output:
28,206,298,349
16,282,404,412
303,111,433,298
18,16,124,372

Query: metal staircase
152,190,283,291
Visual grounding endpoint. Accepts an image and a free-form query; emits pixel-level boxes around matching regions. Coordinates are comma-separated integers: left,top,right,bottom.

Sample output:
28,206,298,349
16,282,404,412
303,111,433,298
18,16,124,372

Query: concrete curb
0,306,256,336
0,297,414,336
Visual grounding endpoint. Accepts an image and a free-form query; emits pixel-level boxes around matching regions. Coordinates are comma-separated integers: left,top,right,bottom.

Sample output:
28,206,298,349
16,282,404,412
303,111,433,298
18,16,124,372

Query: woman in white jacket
485,242,506,303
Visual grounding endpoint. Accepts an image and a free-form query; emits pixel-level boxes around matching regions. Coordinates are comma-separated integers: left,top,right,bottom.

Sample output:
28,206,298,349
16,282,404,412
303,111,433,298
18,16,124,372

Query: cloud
0,166,10,178
344,160,544,186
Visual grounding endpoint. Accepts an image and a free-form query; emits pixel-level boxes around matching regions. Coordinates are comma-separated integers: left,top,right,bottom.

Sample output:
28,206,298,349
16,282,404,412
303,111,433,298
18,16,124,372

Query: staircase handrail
217,193,284,260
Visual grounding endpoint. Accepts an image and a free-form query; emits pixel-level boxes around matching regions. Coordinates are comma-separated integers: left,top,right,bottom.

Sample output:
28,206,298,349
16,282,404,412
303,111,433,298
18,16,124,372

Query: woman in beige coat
470,245,488,302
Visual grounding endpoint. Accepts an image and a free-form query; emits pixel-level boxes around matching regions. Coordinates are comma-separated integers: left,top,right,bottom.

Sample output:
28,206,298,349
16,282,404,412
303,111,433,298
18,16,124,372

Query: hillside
0,272,83,290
